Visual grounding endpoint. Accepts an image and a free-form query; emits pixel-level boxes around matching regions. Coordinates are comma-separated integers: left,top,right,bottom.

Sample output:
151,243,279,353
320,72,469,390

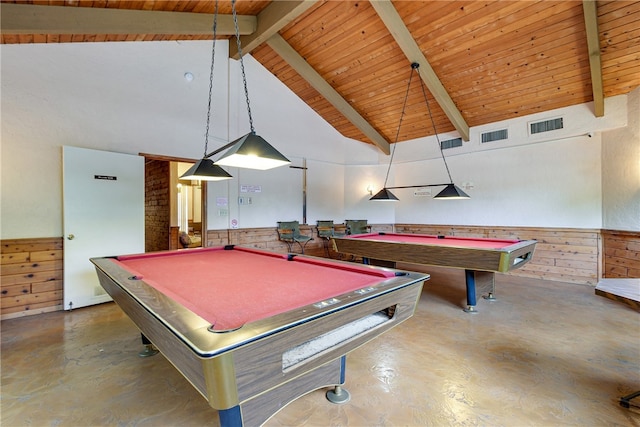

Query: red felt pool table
91,245,428,427
332,232,536,312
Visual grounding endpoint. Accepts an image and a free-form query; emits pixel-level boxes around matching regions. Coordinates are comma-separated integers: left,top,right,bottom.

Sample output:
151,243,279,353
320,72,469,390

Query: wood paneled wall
2,225,630,320
1,238,63,320
206,226,327,256
206,223,394,259
602,229,640,278
391,225,601,286
209,223,601,285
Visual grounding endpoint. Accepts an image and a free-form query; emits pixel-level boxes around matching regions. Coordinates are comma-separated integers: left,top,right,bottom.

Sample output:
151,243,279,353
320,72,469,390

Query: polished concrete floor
2,266,639,426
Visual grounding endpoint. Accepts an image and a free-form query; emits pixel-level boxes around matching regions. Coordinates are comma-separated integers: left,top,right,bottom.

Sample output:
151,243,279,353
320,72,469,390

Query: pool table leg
326,356,351,404
218,406,243,427
138,333,159,357
463,270,478,313
478,271,497,301
463,271,497,312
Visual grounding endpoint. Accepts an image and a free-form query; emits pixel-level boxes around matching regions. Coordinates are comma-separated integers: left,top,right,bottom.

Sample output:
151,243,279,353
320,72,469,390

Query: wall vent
481,129,508,143
530,117,564,134
440,137,462,150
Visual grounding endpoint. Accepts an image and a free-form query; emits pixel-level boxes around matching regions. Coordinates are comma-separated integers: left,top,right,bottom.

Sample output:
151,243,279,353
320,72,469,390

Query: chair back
316,220,335,238
345,219,369,235
277,220,301,240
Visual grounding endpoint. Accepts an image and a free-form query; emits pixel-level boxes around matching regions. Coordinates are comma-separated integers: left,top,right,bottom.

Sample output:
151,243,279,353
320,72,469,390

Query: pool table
332,232,536,312
90,245,428,427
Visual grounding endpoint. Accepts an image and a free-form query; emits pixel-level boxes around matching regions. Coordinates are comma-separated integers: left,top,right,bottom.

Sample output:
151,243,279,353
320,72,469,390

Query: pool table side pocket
230,281,425,403
499,240,537,272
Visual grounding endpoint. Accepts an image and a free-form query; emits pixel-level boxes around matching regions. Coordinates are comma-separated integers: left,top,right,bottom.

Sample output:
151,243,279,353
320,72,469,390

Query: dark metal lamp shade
370,188,399,201
216,132,291,170
180,159,232,181
434,183,470,199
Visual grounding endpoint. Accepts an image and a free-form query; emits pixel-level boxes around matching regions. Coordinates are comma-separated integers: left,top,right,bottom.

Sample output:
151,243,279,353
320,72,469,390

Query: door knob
67,234,75,240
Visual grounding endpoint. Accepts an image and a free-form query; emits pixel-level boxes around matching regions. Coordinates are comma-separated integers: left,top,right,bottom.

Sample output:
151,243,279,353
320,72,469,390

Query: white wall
1,40,637,239
1,41,229,238
0,41,363,237
378,96,628,228
602,86,640,232
392,135,602,227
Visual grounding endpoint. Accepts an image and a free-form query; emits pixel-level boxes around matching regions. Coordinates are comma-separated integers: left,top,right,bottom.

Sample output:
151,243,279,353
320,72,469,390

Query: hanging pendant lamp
180,0,232,181
370,188,400,201
181,0,289,180
215,0,290,171
370,63,469,200
434,183,470,199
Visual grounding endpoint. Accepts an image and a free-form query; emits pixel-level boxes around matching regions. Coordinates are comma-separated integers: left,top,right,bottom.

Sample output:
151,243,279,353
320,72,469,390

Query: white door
63,146,144,310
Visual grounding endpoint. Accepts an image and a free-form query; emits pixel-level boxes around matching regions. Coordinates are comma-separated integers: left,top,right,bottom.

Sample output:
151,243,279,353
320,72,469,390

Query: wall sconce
366,184,373,195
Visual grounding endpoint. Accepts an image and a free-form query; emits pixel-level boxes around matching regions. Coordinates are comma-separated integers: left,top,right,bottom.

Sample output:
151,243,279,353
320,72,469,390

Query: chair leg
620,390,640,408
322,238,329,257
298,240,313,254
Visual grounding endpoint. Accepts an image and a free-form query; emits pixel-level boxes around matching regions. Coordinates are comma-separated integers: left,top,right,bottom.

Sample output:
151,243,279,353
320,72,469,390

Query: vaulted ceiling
2,0,639,154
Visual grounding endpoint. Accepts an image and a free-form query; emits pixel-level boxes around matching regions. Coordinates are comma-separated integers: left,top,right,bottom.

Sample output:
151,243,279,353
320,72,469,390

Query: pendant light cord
418,68,454,184
382,65,417,188
232,0,255,134
203,0,218,158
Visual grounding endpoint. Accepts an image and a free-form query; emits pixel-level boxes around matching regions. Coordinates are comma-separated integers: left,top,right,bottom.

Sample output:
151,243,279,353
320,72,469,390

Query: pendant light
370,63,469,200
181,0,232,181
215,0,290,170
182,0,289,180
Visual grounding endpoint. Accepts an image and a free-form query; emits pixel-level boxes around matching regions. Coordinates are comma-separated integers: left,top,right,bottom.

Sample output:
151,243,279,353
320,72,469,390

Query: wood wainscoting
1,237,63,320
207,226,328,256
601,229,640,278
394,225,601,285
3,226,634,319
207,223,394,259
210,224,603,286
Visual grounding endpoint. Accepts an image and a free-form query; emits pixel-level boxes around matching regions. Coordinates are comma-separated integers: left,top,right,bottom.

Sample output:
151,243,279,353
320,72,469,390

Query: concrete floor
2,266,639,426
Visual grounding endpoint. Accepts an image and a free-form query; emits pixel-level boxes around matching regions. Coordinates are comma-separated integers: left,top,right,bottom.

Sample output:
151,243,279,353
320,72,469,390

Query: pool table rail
332,234,537,273
332,233,537,312
91,257,426,357
91,254,428,426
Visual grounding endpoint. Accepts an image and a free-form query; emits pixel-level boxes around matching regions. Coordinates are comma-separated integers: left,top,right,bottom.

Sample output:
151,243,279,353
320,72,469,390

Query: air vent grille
530,117,564,134
481,129,508,143
440,137,462,150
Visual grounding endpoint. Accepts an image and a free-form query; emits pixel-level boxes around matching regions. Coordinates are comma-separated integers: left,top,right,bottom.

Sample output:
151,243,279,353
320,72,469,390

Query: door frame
141,153,208,250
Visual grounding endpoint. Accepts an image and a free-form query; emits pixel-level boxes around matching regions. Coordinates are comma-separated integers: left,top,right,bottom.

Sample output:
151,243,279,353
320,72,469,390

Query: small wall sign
240,185,261,193
94,175,117,181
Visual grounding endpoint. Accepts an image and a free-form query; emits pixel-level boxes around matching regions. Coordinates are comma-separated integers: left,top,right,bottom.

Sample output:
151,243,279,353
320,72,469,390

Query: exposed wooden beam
230,0,319,59
0,3,256,36
267,33,391,154
370,0,470,142
582,0,605,117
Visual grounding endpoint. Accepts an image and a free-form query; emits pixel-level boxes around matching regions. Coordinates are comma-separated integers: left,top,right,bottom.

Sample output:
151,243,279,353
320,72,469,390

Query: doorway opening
144,155,207,252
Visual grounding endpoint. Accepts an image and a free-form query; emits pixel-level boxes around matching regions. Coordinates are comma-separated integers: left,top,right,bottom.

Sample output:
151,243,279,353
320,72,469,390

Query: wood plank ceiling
2,1,639,154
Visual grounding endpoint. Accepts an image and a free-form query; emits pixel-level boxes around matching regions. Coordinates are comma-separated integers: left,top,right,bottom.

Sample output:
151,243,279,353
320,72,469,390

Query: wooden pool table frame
91,247,428,427
332,232,537,312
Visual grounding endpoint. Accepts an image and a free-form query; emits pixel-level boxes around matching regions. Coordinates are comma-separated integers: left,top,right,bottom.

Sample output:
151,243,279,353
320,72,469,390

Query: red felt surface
114,247,396,331
349,233,520,249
